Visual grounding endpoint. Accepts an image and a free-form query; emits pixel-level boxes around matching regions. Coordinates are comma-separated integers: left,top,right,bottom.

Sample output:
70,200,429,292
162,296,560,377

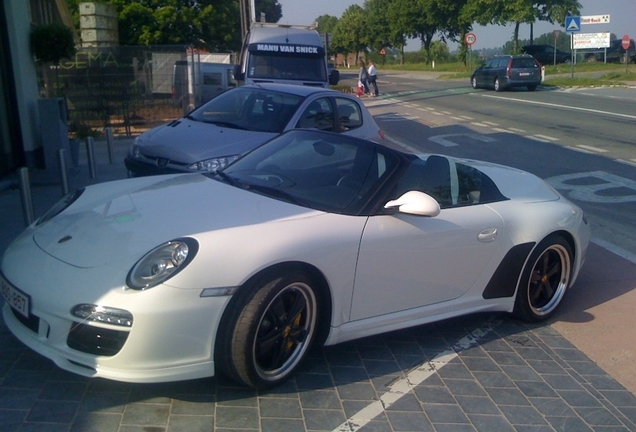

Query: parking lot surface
1,133,636,431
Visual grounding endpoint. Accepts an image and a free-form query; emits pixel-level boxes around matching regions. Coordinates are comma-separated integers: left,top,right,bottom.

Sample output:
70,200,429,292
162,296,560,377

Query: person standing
358,60,370,96
368,60,379,96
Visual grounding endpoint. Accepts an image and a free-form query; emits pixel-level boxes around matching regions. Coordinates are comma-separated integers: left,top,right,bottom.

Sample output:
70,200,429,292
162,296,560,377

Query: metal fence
39,45,193,138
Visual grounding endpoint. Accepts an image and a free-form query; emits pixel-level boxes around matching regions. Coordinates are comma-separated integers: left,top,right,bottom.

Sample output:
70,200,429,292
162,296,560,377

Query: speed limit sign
465,33,477,46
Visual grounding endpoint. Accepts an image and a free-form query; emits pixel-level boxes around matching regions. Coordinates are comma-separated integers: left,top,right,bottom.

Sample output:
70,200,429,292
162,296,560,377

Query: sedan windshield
188,87,304,133
216,130,401,215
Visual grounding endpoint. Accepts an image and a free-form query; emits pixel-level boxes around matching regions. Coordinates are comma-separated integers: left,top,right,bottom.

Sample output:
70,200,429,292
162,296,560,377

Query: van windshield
248,53,327,82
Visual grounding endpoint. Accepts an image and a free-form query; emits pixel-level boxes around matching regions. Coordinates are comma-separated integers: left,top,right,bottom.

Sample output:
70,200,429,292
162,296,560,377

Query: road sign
565,16,581,33
379,48,386,56
581,15,610,25
465,33,476,46
622,35,631,50
553,30,561,40
572,32,610,49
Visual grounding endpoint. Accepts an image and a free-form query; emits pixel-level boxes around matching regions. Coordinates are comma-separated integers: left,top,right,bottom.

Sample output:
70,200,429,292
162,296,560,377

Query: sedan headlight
187,155,239,173
127,238,199,290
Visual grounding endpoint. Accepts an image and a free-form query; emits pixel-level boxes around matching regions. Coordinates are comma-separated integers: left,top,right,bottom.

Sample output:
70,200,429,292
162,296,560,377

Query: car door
476,60,493,86
349,156,505,321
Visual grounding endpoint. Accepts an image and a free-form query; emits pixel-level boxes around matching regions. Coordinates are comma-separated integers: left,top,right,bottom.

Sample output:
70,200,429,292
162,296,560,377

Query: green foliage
316,15,339,34
30,23,77,64
331,5,367,61
65,0,274,51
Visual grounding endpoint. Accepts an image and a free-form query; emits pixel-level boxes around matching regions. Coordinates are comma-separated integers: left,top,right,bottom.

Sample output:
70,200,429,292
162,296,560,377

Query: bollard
58,148,70,195
106,127,115,164
18,167,35,226
86,136,97,179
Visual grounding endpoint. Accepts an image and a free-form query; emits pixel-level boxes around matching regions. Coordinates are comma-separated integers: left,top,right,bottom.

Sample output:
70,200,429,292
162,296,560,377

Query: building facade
0,0,74,176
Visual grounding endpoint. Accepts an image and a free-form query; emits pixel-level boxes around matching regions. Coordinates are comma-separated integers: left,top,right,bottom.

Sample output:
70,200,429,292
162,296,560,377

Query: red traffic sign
465,33,477,46
622,35,631,50
553,30,561,40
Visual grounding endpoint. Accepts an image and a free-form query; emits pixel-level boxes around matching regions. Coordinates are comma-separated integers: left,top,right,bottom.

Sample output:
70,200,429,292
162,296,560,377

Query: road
358,70,636,394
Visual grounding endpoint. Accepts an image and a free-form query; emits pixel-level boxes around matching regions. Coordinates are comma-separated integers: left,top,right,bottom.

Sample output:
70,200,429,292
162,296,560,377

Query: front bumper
2,263,232,383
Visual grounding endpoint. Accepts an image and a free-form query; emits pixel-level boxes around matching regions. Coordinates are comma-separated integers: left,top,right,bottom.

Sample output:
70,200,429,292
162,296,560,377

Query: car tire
217,271,318,389
527,85,537,91
513,235,573,322
494,77,502,92
471,77,478,89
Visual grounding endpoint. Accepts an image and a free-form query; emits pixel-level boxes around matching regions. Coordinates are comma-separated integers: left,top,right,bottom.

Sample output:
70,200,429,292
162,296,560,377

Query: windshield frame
213,130,404,216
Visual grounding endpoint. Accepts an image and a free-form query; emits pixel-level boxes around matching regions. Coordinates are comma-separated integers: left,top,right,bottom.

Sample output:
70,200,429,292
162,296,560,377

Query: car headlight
127,238,199,290
187,155,239,173
37,188,85,225
129,138,142,159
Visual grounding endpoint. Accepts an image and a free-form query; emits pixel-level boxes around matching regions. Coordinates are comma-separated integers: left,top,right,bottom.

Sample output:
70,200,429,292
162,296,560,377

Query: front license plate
0,273,30,318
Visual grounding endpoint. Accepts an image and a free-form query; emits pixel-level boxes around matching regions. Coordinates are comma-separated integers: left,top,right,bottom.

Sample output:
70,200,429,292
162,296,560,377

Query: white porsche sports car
1,130,590,389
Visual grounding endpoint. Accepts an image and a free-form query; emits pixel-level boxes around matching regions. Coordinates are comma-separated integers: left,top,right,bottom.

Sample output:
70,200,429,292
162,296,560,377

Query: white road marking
476,94,636,120
576,145,607,153
547,171,636,203
332,320,501,432
533,134,559,142
429,133,496,147
592,237,636,265
482,121,500,126
508,128,526,133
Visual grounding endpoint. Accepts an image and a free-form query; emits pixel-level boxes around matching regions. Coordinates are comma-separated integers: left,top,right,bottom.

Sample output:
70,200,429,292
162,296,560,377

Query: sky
275,0,636,51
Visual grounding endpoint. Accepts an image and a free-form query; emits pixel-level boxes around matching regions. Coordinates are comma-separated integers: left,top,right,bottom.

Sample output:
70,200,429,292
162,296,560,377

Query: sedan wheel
217,272,318,389
494,77,502,92
513,236,572,322
471,77,478,89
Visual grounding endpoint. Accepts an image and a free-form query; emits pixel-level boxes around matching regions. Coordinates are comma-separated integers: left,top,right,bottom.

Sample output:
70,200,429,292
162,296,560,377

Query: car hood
32,174,320,268
137,118,277,162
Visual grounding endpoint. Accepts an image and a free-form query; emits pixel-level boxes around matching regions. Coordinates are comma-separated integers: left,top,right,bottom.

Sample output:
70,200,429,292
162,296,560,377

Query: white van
234,23,339,88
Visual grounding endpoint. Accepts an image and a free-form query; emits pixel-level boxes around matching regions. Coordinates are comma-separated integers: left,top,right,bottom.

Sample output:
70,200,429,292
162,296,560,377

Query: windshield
216,130,400,215
187,87,304,133
248,53,327,82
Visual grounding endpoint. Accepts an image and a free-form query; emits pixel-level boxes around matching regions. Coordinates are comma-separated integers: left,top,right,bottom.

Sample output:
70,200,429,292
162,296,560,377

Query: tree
30,23,77,96
387,0,442,64
255,0,282,23
464,0,581,53
331,5,368,65
65,0,244,51
315,15,339,34
315,15,339,58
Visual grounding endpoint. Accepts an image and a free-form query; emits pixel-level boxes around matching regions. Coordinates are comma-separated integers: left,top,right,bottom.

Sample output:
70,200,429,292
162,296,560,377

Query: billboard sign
572,32,611,49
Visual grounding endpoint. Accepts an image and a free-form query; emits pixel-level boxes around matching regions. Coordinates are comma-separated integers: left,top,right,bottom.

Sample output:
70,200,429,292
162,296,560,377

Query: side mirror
329,69,340,85
384,191,440,217
233,64,244,81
